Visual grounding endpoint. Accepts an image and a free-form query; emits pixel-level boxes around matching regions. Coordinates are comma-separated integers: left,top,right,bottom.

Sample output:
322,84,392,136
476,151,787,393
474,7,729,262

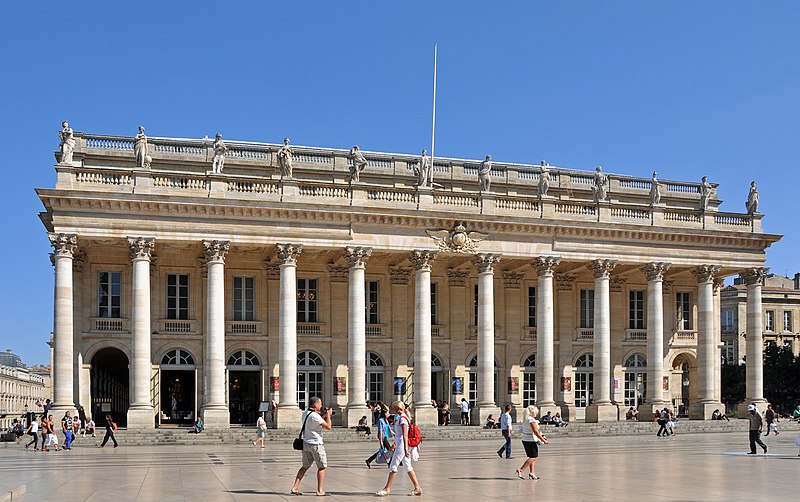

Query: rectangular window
365,280,380,324
98,271,121,318
722,340,735,364
765,311,775,332
628,290,645,330
580,289,595,328
676,292,691,330
430,282,438,326
166,274,189,320
721,310,734,333
297,278,318,323
473,284,479,326
233,276,255,321
528,286,537,327
784,311,793,332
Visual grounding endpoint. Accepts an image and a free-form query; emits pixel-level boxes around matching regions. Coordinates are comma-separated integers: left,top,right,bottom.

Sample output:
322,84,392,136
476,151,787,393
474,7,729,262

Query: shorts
302,442,327,469
521,440,539,458
388,443,414,473
257,429,266,439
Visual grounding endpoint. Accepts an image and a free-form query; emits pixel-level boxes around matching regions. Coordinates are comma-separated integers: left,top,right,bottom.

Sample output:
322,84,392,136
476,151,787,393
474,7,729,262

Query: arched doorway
366,352,385,405
90,347,129,427
574,353,594,420
406,353,448,405
624,354,647,408
297,351,323,410
159,349,196,426
228,350,261,425
672,353,696,417
522,353,536,407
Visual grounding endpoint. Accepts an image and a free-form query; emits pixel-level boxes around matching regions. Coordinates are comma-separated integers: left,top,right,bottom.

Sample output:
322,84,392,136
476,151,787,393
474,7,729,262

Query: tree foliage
763,343,800,415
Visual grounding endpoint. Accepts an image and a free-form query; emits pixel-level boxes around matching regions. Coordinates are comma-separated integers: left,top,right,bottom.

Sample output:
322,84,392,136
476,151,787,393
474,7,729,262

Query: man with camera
291,397,332,496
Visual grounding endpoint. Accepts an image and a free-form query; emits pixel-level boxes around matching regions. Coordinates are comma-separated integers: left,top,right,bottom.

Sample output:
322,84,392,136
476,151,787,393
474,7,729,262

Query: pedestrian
515,405,549,480
746,404,767,454
291,396,332,496
365,408,393,468
99,414,118,448
656,408,669,437
61,411,74,450
24,416,39,450
497,404,513,459
43,415,59,451
765,404,779,436
460,398,470,425
253,415,267,448
376,401,423,497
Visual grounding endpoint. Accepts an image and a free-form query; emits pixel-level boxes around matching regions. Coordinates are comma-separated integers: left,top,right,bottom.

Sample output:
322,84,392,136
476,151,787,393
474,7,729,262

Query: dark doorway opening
229,371,260,425
160,370,195,426
90,348,129,427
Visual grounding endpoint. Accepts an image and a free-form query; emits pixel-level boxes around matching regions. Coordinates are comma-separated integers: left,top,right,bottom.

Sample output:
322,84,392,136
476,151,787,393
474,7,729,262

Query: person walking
61,411,74,450
24,416,39,450
291,397,332,496
99,414,118,448
253,415,267,448
515,405,549,480
765,404,779,436
376,401,423,497
43,415,59,452
746,404,767,454
656,408,669,437
497,404,513,459
365,408,393,468
460,398,470,425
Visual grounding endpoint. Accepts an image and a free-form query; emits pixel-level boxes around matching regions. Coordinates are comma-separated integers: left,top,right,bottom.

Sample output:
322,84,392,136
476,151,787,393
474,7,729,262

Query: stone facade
36,130,781,428
0,363,46,429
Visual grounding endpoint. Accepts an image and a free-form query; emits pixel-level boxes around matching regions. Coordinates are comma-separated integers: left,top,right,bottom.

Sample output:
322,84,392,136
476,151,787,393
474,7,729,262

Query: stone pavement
1,431,798,501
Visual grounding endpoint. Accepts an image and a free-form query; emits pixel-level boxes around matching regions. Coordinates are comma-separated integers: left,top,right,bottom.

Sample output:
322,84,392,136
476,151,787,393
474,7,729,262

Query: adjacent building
36,127,781,429
0,350,47,429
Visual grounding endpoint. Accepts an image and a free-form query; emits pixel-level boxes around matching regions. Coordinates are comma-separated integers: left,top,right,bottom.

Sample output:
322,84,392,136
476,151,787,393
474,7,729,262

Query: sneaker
497,451,503,458
763,445,768,454
747,452,756,455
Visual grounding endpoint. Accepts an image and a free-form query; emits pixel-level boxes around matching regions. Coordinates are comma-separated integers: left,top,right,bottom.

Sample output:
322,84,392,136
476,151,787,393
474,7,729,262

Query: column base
737,399,768,417
344,404,368,428
412,405,439,426
557,404,576,422
585,403,619,422
637,402,667,421
276,405,303,429
127,407,155,429
200,407,230,430
689,402,722,420
473,405,499,427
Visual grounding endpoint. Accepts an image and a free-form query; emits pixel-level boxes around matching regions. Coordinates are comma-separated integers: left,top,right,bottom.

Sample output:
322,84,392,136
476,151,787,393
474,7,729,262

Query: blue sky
1,2,798,365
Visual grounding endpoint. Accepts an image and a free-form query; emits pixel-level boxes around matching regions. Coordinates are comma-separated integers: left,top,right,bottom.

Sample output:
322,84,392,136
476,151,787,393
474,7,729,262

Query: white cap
747,404,756,411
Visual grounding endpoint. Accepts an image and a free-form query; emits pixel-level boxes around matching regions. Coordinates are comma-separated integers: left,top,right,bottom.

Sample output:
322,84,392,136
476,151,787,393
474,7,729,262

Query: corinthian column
201,240,230,428
127,237,155,428
345,246,372,427
275,244,302,427
533,256,560,415
473,253,501,425
690,265,721,419
49,233,77,414
739,267,769,414
640,262,670,415
411,250,438,425
586,259,617,422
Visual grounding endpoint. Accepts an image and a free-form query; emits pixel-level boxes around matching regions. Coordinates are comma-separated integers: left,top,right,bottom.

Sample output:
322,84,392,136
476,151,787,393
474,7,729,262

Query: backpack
407,420,422,447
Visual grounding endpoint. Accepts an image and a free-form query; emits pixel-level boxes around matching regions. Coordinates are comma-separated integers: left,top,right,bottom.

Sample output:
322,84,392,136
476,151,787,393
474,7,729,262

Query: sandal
529,474,540,480
515,469,523,479
408,489,423,496
290,490,302,496
376,489,390,496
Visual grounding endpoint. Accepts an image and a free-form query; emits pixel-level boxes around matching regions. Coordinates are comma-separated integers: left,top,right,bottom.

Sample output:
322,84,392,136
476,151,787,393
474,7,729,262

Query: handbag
293,412,312,451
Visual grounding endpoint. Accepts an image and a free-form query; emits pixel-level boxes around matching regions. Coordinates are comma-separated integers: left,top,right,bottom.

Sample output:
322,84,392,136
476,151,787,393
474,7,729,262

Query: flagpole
430,44,438,183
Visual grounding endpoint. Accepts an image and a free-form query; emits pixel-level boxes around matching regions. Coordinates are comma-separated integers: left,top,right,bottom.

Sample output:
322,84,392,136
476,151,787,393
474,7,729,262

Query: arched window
298,351,323,367
574,353,593,409
576,354,593,368
161,349,194,366
522,353,536,407
366,352,384,403
431,354,442,369
523,354,537,368
625,354,647,368
624,354,647,408
467,356,499,408
297,351,323,410
227,350,259,366
367,352,384,367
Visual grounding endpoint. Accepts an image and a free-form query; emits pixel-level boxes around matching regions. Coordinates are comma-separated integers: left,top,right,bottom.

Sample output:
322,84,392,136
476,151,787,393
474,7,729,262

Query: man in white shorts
291,397,332,496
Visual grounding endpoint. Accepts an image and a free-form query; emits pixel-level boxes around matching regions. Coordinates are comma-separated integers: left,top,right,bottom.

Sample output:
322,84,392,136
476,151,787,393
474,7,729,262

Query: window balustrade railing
297,323,323,336
575,328,594,341
671,330,697,344
159,319,197,334
522,327,537,340
366,325,384,337
625,329,647,341
226,320,263,335
91,317,129,332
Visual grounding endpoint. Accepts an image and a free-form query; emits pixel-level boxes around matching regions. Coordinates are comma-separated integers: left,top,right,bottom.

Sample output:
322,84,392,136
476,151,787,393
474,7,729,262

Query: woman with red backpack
376,401,423,497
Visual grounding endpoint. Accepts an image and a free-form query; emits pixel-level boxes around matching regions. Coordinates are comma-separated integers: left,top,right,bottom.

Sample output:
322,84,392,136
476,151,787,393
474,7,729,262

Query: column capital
126,237,155,261
49,233,78,257
202,240,230,263
447,269,469,287
503,271,525,288
713,278,724,294
410,249,438,271
264,261,280,280
740,267,769,286
588,259,617,279
389,266,412,285
691,265,721,283
532,256,561,276
345,246,372,268
275,243,303,265
555,274,576,291
472,253,501,274
328,264,349,282
641,262,671,281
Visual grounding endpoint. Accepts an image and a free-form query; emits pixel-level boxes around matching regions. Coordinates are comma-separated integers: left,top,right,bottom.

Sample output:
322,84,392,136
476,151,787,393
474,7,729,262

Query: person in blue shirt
496,405,513,459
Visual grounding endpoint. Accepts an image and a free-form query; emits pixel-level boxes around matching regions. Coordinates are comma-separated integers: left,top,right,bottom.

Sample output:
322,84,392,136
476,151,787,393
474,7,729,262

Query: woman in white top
516,405,549,480
25,417,39,450
376,401,422,497
253,415,267,448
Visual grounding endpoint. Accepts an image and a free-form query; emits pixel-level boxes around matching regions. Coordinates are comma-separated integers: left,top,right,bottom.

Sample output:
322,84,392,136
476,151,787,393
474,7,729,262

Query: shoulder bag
293,412,312,450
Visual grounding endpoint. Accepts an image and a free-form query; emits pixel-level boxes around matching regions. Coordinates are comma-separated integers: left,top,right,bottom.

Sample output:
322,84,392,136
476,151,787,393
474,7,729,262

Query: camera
324,407,335,416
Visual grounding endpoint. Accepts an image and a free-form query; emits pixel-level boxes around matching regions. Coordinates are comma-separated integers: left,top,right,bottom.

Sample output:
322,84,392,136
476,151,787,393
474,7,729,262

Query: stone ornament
502,271,525,288
211,134,228,174
699,176,714,211
588,259,617,278
389,266,412,285
275,243,303,265
478,154,492,192
713,277,724,294
538,161,550,198
649,171,662,205
59,121,75,165
202,240,230,263
641,262,671,281
746,181,759,215
126,237,155,261
555,274,576,291
740,267,769,286
49,233,78,257
347,145,367,183
691,264,721,283
277,138,294,179
447,269,469,287
345,246,372,268
609,276,628,292
410,249,438,271
415,149,432,188
134,126,150,168
72,251,86,272
533,256,561,276
593,166,609,202
328,264,349,282
426,223,488,254
264,262,280,280
472,253,501,274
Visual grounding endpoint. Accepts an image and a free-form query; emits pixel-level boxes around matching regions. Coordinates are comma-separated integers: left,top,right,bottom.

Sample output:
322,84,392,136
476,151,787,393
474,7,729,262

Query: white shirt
301,410,325,445
29,421,39,433
460,401,470,413
521,417,539,442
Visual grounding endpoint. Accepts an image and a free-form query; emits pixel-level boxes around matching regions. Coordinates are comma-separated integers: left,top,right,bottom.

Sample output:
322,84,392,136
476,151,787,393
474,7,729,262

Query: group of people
654,408,677,437
22,411,116,451
431,399,451,426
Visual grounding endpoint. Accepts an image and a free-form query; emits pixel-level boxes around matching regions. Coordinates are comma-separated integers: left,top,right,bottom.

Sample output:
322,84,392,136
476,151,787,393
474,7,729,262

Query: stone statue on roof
746,181,759,214
59,121,75,165
277,137,294,179
538,160,550,198
416,148,432,188
593,166,609,202
650,171,662,205
478,154,492,192
699,176,713,211
134,126,149,168
348,145,367,183
211,133,227,174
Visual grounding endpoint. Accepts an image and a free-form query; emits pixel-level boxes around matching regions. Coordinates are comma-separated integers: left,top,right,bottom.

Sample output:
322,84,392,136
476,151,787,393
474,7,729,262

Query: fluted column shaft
474,254,500,407
692,265,719,403
277,244,302,408
204,241,229,410
346,247,372,422
590,260,616,405
643,263,670,406
50,233,77,411
743,268,768,404
128,237,154,411
534,257,560,408
412,250,438,411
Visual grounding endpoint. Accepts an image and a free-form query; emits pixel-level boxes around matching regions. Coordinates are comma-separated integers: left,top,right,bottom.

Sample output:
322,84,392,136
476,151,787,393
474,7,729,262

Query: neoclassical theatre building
37,126,781,429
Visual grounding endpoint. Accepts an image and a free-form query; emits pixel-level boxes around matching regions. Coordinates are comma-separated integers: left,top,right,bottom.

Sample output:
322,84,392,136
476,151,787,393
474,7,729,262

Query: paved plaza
1,431,799,501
